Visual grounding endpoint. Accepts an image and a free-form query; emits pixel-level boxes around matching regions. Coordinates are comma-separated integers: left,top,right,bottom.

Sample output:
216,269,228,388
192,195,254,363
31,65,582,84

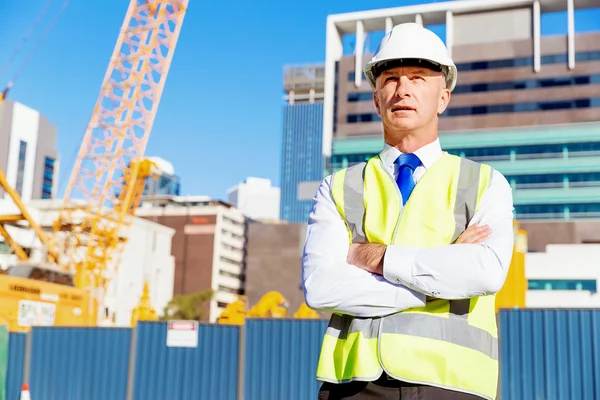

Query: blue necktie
395,153,421,205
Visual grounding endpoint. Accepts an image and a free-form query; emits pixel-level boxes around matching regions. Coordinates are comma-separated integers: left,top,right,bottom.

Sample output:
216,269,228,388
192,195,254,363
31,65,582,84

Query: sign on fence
166,320,198,348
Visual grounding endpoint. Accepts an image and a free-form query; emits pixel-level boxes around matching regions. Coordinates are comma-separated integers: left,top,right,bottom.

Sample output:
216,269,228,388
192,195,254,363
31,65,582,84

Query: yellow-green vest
316,151,499,400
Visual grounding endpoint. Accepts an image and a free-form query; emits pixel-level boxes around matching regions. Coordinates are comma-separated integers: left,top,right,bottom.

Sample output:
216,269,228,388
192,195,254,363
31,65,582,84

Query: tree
161,289,213,321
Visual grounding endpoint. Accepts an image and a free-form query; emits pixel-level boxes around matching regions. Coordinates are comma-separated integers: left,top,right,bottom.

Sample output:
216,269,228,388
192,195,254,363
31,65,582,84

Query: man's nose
394,76,411,97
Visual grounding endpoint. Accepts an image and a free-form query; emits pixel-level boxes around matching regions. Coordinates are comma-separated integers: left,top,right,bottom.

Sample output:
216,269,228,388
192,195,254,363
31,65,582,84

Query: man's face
373,65,450,133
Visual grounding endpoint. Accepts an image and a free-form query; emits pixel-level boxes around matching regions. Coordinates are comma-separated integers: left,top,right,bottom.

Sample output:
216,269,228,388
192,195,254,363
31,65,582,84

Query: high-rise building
323,0,600,221
136,195,247,323
227,177,280,221
0,100,58,201
279,64,325,223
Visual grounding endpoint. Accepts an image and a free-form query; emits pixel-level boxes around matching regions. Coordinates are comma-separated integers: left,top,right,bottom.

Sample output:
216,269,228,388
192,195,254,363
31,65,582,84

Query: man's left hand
347,243,387,275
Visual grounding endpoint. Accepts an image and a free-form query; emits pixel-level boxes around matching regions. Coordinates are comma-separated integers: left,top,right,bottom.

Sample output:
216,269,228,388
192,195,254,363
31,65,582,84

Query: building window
220,255,241,266
529,279,597,293
455,50,600,72
347,92,374,102
42,157,55,199
347,113,381,123
15,141,27,196
452,74,600,94
443,97,600,117
218,285,243,295
347,71,367,81
448,141,600,162
144,173,180,196
515,203,600,219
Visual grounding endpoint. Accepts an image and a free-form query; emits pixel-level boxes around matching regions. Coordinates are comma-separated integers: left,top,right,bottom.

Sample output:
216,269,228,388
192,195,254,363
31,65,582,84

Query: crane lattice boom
51,0,188,319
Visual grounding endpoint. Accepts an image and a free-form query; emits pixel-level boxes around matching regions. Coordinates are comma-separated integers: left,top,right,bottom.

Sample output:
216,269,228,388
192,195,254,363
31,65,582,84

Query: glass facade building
280,102,324,223
327,121,600,221
279,64,325,223
143,172,181,197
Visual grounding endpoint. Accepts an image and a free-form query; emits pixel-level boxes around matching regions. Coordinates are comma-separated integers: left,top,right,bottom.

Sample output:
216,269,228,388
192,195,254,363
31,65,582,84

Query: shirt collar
380,138,443,170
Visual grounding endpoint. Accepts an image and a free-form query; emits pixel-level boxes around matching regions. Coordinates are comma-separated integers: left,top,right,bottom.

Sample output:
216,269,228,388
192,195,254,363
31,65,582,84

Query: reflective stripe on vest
317,152,498,400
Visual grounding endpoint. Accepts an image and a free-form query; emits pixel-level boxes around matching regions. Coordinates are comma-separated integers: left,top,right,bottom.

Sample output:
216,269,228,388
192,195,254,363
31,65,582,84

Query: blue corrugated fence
6,333,26,400
499,309,600,400
28,327,131,400
6,310,600,399
132,322,239,400
244,319,328,400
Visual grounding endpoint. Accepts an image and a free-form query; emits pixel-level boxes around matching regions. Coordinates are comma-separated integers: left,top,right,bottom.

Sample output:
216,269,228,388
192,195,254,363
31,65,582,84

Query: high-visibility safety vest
316,151,499,400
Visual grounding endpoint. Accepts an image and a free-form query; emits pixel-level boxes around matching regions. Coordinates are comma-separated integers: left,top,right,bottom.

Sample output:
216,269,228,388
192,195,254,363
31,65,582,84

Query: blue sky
0,1,598,200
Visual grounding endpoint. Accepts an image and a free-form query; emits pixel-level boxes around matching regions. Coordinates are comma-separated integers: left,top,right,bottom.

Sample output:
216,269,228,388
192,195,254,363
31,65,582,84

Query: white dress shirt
301,138,515,318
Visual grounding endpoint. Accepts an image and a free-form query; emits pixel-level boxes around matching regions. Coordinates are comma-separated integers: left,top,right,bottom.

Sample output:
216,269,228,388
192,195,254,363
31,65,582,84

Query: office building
323,0,600,221
526,244,600,308
143,156,181,197
136,195,247,323
245,220,308,315
279,64,325,223
227,177,280,221
0,100,58,201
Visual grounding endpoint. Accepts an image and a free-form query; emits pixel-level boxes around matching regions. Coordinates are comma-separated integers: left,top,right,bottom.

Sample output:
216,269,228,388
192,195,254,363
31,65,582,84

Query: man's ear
438,89,451,115
374,92,382,116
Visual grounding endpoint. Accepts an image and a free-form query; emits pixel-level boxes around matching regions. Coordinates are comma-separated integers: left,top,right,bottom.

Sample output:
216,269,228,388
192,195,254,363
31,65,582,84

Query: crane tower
51,0,188,321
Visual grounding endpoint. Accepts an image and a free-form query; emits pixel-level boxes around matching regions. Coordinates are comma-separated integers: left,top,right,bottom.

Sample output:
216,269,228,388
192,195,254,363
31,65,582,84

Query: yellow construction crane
0,0,188,328
48,0,188,324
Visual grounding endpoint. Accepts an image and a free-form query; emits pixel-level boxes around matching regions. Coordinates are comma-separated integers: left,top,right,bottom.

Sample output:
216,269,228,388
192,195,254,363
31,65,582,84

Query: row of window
42,156,55,199
449,142,600,159
528,279,596,292
346,50,600,81
515,203,600,215
453,74,600,94
445,97,600,117
347,74,600,100
346,97,600,121
330,155,600,188
456,50,600,72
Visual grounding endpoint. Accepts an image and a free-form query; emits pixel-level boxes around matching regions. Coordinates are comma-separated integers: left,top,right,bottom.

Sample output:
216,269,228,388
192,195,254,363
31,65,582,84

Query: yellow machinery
130,282,159,327
217,291,321,324
0,169,91,331
0,0,188,330
293,302,321,319
495,221,528,312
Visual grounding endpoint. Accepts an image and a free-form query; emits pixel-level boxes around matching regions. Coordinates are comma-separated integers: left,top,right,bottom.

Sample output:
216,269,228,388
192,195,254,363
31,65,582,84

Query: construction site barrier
2,309,600,400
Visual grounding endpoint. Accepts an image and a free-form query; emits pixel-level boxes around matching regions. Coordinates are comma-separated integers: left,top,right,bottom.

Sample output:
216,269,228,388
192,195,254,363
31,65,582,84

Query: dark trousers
318,374,484,400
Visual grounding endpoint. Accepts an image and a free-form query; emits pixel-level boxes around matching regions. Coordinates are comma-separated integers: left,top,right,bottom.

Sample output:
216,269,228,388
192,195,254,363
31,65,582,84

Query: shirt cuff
383,245,419,287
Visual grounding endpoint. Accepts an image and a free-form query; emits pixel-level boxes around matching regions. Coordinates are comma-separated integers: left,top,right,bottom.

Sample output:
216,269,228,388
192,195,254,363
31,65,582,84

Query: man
302,23,514,400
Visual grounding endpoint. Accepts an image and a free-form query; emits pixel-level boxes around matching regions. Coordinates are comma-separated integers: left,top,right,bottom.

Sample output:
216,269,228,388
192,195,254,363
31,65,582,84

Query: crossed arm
301,170,515,318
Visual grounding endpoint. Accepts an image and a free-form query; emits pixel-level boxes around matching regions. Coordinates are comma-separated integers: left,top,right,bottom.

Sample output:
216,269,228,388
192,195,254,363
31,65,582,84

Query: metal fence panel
499,309,600,400
132,321,239,400
244,318,328,400
6,333,26,400
28,327,131,400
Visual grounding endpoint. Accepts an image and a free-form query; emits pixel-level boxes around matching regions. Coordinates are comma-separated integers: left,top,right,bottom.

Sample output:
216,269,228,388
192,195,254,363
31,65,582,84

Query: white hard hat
364,23,457,92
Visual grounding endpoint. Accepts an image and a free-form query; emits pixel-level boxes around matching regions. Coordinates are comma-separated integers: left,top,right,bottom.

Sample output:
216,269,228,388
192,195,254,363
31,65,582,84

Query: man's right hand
455,224,492,244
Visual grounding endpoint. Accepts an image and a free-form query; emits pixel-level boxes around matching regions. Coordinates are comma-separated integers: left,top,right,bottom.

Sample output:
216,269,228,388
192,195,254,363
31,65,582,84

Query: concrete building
322,0,600,221
0,100,58,201
227,177,280,221
136,195,247,323
526,244,600,308
520,220,600,251
279,64,325,223
244,221,307,314
0,198,176,327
